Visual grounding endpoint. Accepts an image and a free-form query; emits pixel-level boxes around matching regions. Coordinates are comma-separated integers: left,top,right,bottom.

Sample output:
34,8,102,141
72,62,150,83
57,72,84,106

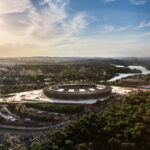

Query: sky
0,0,150,57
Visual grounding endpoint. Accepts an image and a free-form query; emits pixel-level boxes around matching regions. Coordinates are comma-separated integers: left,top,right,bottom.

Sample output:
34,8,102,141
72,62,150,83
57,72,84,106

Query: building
43,84,112,100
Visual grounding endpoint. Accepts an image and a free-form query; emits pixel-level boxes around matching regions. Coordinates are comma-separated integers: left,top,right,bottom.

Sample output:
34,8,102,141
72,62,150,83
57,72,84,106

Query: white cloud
0,0,149,57
50,36,150,57
0,0,89,56
103,25,130,32
62,13,87,37
105,0,148,5
129,0,147,5
0,0,88,40
103,25,115,32
139,32,150,37
0,0,32,14
117,26,130,31
135,20,150,29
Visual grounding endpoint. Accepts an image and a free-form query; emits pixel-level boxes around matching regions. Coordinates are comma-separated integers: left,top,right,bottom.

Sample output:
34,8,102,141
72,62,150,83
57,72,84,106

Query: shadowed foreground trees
29,91,150,150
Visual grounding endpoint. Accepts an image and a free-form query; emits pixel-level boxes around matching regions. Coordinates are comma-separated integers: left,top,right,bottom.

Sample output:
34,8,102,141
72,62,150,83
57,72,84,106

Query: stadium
43,84,112,100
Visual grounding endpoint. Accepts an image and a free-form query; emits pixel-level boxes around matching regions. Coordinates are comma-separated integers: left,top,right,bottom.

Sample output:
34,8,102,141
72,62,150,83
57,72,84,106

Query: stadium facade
43,84,112,100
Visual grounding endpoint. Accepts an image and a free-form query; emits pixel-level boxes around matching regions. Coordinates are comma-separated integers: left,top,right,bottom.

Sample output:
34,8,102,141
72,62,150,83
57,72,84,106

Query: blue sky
0,0,149,57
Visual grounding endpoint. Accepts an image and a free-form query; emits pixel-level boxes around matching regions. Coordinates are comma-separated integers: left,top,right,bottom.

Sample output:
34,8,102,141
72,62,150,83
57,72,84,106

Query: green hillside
28,91,150,150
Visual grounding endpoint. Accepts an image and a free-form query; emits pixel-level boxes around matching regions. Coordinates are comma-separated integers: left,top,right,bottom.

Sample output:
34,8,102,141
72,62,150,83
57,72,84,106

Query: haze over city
0,0,149,57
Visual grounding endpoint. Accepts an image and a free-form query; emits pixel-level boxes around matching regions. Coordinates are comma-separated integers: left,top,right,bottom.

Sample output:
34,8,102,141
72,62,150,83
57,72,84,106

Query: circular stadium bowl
43,84,112,100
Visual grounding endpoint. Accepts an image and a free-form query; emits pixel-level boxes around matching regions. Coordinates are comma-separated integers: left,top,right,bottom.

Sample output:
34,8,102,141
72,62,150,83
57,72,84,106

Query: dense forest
28,91,150,150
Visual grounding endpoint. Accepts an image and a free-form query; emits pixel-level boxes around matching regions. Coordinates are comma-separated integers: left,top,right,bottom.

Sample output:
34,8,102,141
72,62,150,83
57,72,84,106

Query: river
108,66,150,82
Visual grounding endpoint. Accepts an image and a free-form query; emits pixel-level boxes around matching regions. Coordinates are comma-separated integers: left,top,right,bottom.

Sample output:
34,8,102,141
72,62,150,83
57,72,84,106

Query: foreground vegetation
1,84,45,95
25,103,84,114
29,91,150,150
5,103,84,123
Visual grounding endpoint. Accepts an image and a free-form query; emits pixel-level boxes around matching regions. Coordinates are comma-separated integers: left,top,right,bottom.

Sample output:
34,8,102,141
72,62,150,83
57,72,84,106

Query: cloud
0,0,89,57
104,0,148,5
0,0,32,14
62,13,87,36
50,36,150,57
139,31,150,37
103,25,130,32
27,0,69,38
117,26,131,31
129,0,148,5
135,20,150,29
103,25,115,32
0,0,149,57
0,0,88,41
